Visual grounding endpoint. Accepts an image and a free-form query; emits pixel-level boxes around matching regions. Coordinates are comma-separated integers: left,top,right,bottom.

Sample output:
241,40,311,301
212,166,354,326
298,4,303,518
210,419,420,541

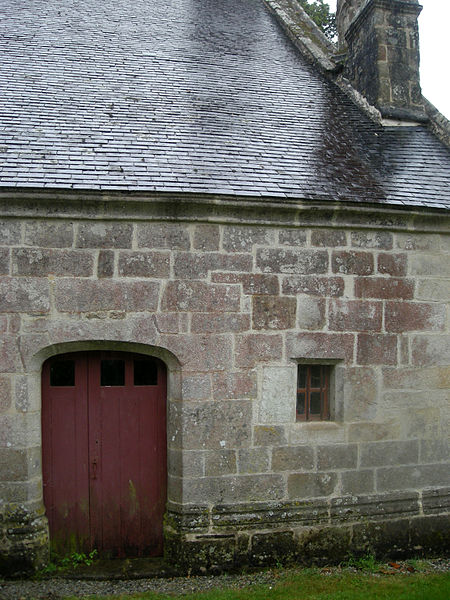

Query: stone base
164,496,450,573
0,505,49,578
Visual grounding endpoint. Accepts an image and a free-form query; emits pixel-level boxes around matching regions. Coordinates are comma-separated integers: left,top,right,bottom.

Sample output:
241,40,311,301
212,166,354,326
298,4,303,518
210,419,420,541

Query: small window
101,360,125,386
297,364,330,421
50,360,75,387
134,359,158,386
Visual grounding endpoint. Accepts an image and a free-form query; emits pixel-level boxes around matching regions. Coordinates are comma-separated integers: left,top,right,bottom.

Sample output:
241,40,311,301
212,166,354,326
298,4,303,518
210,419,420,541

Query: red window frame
296,364,330,421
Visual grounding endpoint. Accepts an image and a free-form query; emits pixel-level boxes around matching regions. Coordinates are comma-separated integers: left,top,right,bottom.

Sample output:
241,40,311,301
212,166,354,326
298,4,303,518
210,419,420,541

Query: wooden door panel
42,355,90,553
42,351,167,557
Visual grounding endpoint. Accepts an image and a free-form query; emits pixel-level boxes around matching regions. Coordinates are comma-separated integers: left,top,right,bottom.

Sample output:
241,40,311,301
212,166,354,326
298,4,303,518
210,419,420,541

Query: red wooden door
42,351,167,557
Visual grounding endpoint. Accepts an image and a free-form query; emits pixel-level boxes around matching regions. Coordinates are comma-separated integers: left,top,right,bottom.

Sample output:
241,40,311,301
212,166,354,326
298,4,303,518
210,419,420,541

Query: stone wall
0,193,449,573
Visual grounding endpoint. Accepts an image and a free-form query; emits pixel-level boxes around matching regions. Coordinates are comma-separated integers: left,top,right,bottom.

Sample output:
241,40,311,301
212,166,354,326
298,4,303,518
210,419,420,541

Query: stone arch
29,338,182,545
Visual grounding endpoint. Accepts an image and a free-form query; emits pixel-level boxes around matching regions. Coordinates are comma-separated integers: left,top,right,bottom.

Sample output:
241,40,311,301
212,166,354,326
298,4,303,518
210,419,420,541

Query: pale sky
327,0,450,119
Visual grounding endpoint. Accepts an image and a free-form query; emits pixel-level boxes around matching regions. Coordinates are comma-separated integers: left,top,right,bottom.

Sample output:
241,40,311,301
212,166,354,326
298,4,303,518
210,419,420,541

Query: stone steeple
337,0,427,122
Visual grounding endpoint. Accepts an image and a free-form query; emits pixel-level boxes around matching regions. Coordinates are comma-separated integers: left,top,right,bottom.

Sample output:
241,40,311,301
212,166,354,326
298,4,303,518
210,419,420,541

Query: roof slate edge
424,99,450,150
262,0,338,73
1,188,449,231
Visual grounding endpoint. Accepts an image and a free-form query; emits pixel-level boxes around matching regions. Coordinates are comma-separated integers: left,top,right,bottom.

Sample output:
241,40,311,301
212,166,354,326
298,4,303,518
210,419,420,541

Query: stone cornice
0,188,448,233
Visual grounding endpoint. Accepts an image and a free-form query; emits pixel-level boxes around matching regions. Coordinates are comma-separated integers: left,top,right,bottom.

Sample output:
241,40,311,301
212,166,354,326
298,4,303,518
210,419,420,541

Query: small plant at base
39,549,98,575
345,553,380,572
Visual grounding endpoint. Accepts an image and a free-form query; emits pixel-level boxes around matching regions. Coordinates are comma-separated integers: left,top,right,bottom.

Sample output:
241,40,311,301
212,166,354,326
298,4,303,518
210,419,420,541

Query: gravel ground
1,559,449,600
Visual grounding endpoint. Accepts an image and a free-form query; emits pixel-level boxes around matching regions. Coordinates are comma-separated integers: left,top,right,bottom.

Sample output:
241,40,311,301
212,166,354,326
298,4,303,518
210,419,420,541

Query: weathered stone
377,464,450,492
360,440,419,468
410,254,450,277
297,297,325,330
235,334,283,368
160,334,232,371
278,229,307,246
311,230,347,247
181,373,212,401
211,272,279,295
257,248,328,274
282,276,344,297
168,449,204,478
400,406,443,440
422,489,450,515
351,231,393,250
0,376,11,412
252,296,296,330
289,422,346,445
97,250,114,278
193,224,219,251
411,335,450,366
0,220,21,245
0,447,40,480
286,332,354,361
341,470,375,495
212,371,257,400
377,253,407,276
416,279,450,301
223,226,274,252
382,366,450,390
183,474,285,504
24,222,73,248
137,222,191,250
272,446,314,471
174,252,253,279
170,400,252,450
420,439,449,464
0,335,22,372
154,313,182,334
343,367,378,421
317,444,357,470
162,281,240,312
354,277,414,299
250,530,296,566
347,421,401,442
118,251,170,278
15,376,31,412
77,222,132,248
205,449,237,476
259,366,296,423
408,515,450,555
332,251,373,275
12,248,94,277
329,300,382,332
191,313,250,333
396,233,439,251
288,472,337,499
55,279,160,312
0,277,49,314
357,333,397,365
254,425,287,447
385,301,445,333
237,448,270,474
0,248,9,274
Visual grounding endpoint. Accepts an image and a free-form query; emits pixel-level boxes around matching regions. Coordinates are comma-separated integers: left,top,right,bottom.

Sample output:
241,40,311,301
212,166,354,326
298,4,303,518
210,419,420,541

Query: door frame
34,340,181,556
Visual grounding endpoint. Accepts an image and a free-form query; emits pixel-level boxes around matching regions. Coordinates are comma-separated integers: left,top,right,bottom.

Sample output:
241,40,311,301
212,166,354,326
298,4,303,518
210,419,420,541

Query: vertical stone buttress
338,0,427,122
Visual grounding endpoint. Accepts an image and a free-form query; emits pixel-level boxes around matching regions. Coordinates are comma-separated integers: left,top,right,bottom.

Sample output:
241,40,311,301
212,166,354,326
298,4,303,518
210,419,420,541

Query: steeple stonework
338,0,427,122
336,0,363,49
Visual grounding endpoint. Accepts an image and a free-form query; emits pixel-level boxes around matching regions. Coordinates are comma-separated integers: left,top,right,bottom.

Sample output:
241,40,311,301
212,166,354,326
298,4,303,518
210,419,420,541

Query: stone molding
0,190,448,232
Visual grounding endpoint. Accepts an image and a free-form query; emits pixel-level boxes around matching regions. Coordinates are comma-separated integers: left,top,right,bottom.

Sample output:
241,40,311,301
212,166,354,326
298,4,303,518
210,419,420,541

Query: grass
63,567,450,600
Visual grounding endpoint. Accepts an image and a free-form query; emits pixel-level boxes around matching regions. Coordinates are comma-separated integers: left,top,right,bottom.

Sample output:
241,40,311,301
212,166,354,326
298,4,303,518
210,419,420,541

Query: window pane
50,360,75,386
134,359,158,386
310,391,321,414
297,391,305,415
298,365,307,389
310,365,322,388
101,360,125,386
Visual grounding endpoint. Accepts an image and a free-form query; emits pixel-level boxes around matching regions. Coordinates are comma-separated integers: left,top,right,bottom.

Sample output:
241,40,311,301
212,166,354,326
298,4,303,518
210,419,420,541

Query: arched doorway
42,351,167,557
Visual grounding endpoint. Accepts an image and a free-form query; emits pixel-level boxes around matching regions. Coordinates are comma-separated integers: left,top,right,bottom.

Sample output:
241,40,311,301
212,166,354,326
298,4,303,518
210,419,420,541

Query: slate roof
0,0,449,208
